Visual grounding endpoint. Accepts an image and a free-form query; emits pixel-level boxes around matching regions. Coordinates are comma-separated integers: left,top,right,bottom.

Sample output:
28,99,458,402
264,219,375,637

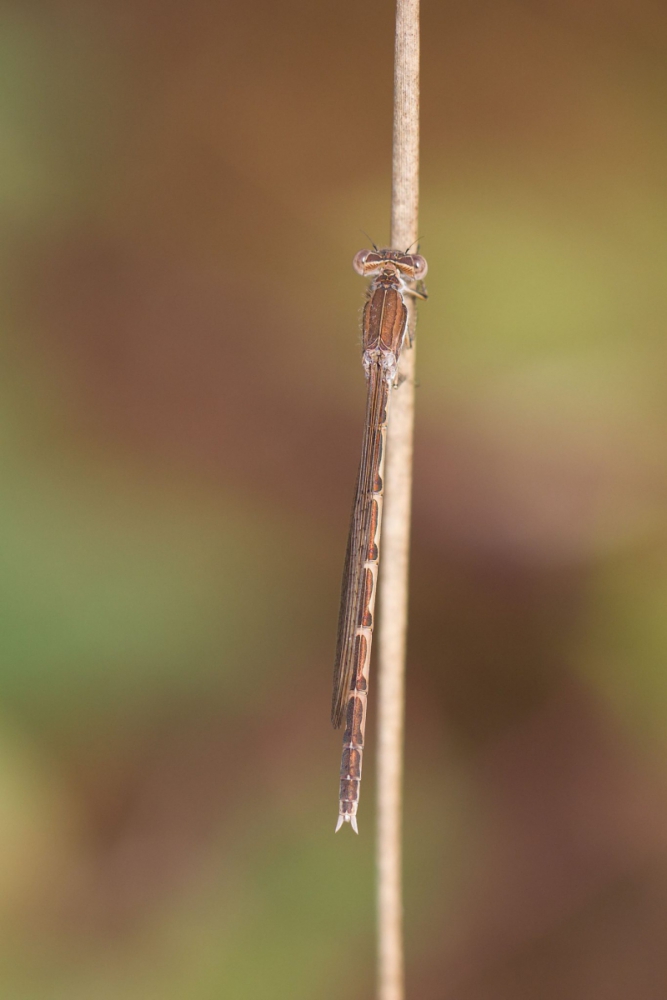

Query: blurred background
2,1,667,996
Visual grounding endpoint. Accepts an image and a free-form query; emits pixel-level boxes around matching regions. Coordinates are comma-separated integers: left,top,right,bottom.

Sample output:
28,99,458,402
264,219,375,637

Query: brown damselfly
332,247,427,833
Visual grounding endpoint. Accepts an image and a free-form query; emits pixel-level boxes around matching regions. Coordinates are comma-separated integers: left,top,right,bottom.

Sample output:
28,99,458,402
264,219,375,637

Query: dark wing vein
331,361,388,727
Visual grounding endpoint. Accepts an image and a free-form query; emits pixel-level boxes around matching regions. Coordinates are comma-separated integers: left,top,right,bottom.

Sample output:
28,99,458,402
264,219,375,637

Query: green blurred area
2,2,667,997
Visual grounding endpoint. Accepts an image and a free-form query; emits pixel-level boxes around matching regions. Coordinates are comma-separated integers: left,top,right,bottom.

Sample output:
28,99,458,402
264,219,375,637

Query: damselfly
332,247,427,833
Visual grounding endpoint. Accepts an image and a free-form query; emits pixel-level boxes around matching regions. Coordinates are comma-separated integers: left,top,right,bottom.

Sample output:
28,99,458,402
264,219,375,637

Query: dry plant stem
377,2,420,1000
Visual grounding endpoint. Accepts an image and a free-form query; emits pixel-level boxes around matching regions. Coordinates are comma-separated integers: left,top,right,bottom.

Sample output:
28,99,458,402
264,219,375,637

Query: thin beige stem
376,2,420,1000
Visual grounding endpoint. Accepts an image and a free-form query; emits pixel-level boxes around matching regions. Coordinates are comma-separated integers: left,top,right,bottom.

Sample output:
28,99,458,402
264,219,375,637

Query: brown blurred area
3,1,667,997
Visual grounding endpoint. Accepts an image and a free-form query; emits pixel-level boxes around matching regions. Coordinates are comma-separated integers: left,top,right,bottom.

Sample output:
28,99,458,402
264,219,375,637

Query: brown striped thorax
353,248,428,385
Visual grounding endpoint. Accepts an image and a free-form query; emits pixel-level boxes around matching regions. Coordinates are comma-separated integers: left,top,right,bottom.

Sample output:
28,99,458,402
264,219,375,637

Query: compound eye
353,249,382,275
352,250,370,274
396,255,414,272
411,255,428,280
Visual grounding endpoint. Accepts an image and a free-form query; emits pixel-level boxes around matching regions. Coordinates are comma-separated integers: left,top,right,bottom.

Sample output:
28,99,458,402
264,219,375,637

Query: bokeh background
3,1,667,997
